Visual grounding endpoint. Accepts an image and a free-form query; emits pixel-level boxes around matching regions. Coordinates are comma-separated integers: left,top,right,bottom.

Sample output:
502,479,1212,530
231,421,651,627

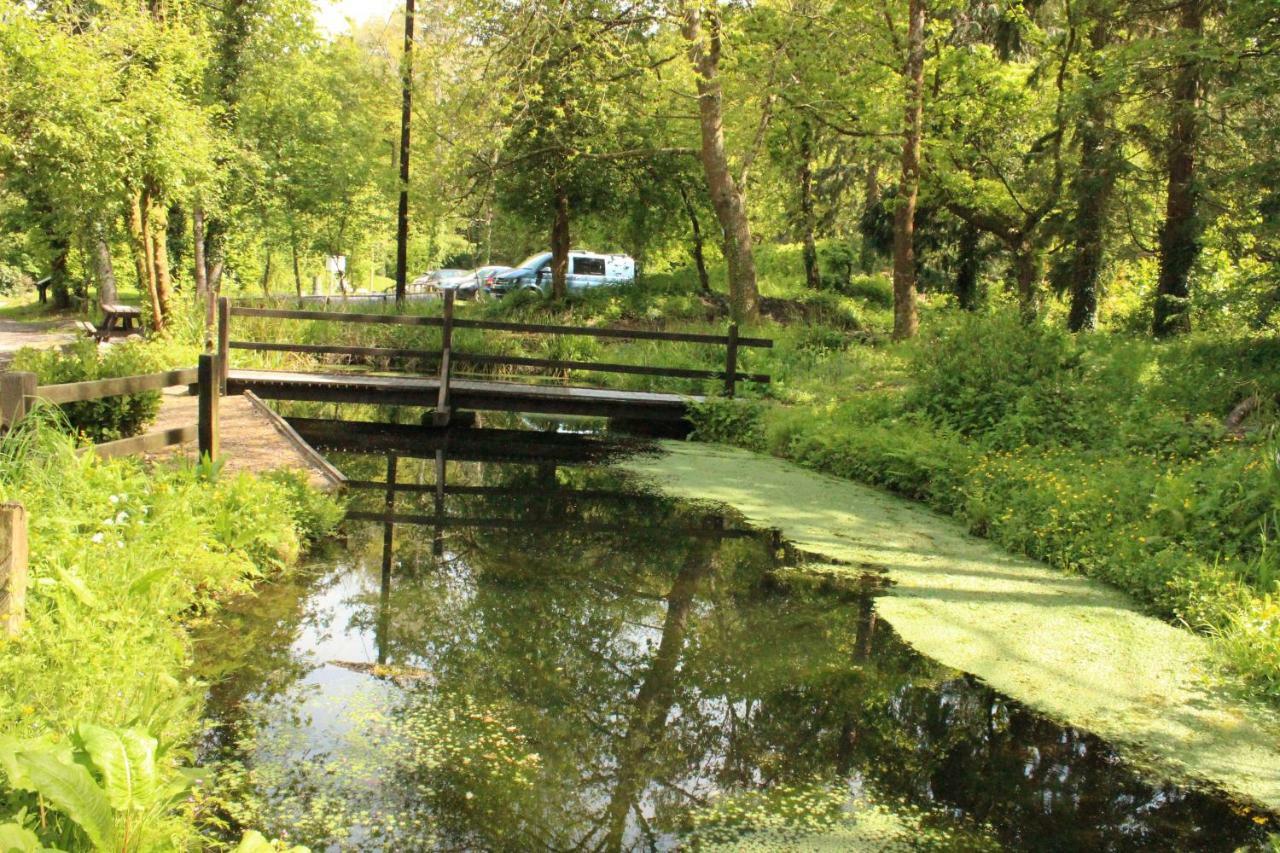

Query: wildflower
90,532,105,544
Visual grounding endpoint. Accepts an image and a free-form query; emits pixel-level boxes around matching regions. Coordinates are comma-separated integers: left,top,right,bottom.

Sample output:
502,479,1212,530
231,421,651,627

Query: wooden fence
219,292,773,404
0,354,221,461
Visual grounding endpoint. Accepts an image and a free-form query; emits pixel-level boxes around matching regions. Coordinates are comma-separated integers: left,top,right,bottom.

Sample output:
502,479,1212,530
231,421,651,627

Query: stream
192,424,1274,851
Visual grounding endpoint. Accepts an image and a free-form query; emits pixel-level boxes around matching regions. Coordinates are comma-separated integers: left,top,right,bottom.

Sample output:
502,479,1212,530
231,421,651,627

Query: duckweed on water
623,442,1280,812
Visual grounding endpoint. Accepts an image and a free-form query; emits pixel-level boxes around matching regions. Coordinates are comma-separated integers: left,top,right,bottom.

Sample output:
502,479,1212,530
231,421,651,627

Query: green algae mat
623,441,1280,812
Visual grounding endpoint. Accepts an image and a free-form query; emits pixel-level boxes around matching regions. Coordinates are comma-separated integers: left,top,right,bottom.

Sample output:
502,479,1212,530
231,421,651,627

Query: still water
194,424,1274,851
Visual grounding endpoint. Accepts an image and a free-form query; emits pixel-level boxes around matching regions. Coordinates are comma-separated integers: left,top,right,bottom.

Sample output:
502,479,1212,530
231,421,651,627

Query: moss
623,441,1280,811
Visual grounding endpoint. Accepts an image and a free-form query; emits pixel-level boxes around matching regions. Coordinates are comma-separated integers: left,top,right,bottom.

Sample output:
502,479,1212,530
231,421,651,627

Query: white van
492,251,635,295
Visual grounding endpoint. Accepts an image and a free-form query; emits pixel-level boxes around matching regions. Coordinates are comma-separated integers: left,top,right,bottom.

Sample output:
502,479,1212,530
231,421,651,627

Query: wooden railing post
0,503,28,639
433,290,455,426
198,353,220,462
724,323,740,398
216,296,230,395
0,372,38,428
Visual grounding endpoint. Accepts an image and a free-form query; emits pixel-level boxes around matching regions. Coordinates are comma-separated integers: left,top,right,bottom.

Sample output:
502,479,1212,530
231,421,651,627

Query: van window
572,257,606,276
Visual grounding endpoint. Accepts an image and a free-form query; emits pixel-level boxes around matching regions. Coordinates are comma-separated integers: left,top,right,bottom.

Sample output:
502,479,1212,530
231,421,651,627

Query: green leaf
13,751,114,851
74,724,159,812
0,822,41,853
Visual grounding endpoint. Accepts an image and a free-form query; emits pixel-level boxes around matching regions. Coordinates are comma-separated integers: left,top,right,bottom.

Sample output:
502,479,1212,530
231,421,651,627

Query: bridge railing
216,294,772,402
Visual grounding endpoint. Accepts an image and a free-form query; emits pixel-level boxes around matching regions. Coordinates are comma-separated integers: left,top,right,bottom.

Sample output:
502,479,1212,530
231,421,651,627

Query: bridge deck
227,368,701,421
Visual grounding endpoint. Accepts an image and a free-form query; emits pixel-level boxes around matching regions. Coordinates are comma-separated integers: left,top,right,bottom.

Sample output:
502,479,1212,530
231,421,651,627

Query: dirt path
149,391,341,490
0,318,76,365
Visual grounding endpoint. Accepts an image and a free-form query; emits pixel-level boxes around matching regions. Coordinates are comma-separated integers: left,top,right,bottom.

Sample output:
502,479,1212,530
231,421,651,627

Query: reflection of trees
211,434,1271,851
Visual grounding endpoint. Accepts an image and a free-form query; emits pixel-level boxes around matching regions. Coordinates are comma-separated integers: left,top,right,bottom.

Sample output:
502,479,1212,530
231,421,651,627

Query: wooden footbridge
214,294,772,425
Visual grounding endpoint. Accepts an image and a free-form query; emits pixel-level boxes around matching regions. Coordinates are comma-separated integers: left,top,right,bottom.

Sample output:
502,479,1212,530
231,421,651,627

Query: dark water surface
194,424,1275,851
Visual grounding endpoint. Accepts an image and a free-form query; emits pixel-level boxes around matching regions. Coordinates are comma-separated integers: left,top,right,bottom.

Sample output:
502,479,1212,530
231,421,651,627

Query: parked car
491,251,635,296
406,269,471,295
469,265,513,300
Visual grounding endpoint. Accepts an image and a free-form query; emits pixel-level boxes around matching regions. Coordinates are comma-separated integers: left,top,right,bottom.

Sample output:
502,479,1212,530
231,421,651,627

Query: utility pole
395,0,415,308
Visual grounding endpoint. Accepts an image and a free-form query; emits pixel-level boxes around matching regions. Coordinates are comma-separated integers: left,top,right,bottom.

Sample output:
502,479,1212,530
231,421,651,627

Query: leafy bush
0,264,32,296
907,312,1090,447
11,338,182,442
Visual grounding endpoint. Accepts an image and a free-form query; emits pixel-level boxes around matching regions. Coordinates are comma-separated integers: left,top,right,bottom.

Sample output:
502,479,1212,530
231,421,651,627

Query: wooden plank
227,342,769,384
197,354,219,461
0,503,27,638
230,341,444,360
453,352,770,384
0,372,37,427
217,296,231,394
39,368,199,405
232,306,445,327
89,425,198,459
434,290,455,426
229,305,771,347
724,322,740,398
242,391,348,488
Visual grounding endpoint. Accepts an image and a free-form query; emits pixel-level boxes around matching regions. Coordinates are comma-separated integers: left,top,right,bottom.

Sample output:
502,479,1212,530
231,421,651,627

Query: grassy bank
0,413,342,849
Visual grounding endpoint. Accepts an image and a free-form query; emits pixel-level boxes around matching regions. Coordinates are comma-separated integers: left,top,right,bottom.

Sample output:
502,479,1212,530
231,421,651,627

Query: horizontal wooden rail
228,340,770,384
229,305,772,347
39,368,199,405
345,480,668,500
87,425,198,460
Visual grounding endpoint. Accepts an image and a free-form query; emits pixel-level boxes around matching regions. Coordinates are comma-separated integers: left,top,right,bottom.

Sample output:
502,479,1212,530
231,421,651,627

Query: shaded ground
624,442,1280,813
149,391,338,490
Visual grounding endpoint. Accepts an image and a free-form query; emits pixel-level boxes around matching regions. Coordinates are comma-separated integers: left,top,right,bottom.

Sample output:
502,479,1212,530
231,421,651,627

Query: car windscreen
514,253,550,271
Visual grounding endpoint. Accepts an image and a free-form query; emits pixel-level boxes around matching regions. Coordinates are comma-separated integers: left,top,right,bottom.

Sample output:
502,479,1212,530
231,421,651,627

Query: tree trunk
260,249,272,296
129,191,163,332
955,221,980,311
193,204,214,346
148,197,174,333
799,123,821,290
678,183,712,294
91,224,117,307
1013,244,1042,319
205,217,225,295
1153,0,1204,337
550,187,570,300
682,4,760,322
291,240,304,299
1065,15,1116,332
891,0,926,341
860,161,881,273
48,237,71,310
394,0,416,307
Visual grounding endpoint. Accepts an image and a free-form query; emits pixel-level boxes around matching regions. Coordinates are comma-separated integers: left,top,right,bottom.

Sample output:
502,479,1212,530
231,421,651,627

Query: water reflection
194,424,1273,851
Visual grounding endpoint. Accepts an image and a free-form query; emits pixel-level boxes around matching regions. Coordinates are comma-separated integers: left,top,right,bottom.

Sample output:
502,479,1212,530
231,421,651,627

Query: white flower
90,532,104,544
108,494,119,505
115,511,128,524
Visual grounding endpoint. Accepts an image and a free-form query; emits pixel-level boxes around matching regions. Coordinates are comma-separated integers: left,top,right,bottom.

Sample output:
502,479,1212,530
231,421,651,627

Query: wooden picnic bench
100,303,143,335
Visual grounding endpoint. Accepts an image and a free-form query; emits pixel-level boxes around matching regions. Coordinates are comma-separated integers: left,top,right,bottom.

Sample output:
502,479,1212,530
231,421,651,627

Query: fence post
198,353,220,462
0,503,27,639
216,296,230,395
0,372,38,428
724,323,740,398
433,289,455,426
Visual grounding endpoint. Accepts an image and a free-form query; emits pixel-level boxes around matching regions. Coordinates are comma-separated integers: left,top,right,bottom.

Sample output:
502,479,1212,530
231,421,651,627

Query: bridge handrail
218,296,771,413
226,304,773,348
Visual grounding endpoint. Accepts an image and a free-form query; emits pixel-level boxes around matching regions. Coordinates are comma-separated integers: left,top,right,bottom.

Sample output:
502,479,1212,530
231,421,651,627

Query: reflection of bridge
216,294,772,425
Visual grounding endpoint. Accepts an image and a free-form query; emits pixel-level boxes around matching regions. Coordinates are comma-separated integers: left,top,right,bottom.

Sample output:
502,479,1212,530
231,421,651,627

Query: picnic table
100,303,143,335
77,303,144,343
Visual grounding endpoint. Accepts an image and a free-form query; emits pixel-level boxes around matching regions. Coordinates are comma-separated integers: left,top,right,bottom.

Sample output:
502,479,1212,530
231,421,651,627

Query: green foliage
0,724,192,851
0,415,342,849
11,338,195,442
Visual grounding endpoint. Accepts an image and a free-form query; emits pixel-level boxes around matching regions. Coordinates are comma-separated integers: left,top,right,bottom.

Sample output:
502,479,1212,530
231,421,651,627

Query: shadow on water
193,422,1276,852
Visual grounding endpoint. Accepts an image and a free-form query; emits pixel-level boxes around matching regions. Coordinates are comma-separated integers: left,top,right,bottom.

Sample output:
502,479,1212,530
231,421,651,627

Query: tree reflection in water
196,425,1273,851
